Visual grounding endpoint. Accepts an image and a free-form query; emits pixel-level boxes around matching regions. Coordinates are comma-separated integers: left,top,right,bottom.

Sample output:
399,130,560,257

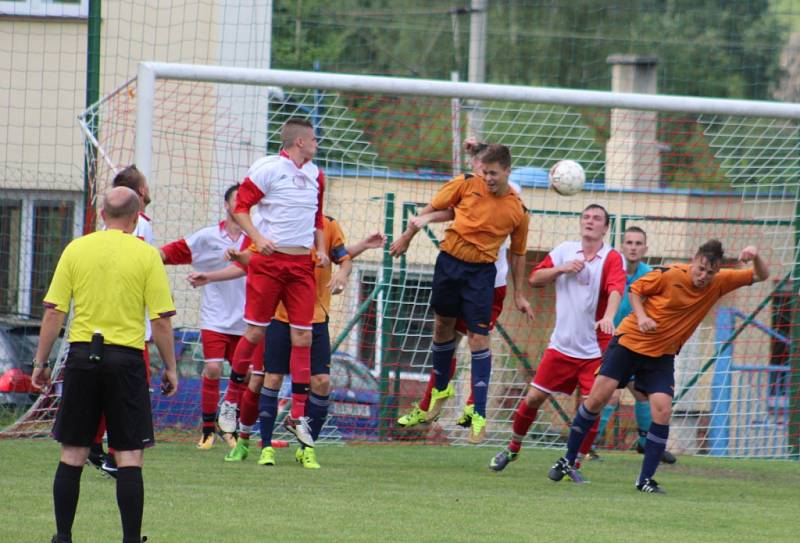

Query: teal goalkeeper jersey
613,261,653,327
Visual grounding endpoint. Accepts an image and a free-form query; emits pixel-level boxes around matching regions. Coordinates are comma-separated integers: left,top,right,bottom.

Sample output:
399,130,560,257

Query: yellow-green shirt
44,229,176,349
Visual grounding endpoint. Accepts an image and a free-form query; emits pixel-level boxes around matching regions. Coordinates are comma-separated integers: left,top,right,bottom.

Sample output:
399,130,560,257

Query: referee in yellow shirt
32,186,179,543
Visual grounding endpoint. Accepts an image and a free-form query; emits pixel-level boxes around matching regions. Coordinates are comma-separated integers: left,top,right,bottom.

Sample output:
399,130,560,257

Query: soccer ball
549,160,585,196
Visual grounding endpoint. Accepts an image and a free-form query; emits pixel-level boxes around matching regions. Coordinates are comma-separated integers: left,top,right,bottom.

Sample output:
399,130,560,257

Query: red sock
201,376,219,431
419,357,457,411
509,400,538,454
238,387,260,439
578,417,601,456
224,337,259,403
289,345,311,419
94,415,106,445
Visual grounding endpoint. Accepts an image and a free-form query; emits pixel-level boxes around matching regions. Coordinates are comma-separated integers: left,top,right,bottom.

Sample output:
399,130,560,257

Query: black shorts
430,251,496,335
53,343,154,451
264,319,331,376
598,336,675,396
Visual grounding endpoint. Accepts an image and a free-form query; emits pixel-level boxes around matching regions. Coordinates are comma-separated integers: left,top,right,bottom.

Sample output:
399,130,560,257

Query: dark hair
224,183,240,203
281,117,314,148
582,203,610,226
478,144,511,169
112,165,144,192
465,140,488,158
623,226,647,243
696,239,724,266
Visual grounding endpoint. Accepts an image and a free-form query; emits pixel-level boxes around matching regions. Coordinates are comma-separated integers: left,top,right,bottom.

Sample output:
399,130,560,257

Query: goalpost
7,62,800,459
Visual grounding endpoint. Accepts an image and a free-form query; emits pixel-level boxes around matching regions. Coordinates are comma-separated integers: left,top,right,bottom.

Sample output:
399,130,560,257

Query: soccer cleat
217,400,238,434
196,433,215,450
397,404,431,428
585,448,602,461
456,404,475,428
548,457,587,483
425,382,455,421
636,478,666,494
100,455,118,479
636,442,678,464
257,446,276,466
284,416,315,448
489,449,518,472
468,412,487,444
295,447,321,469
224,438,250,462
86,449,107,475
51,535,72,543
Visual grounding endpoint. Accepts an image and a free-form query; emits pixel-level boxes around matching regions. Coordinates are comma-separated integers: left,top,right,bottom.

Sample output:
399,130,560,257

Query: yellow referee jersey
44,229,176,349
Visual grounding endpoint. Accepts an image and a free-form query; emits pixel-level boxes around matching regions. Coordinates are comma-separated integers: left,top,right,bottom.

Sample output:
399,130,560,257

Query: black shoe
636,477,666,494
51,536,72,543
585,448,601,461
101,454,119,479
548,457,588,483
661,450,677,464
86,449,106,470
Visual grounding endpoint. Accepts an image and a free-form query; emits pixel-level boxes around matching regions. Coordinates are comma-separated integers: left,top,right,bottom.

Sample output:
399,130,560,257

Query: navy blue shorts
264,319,331,376
430,251,496,335
598,336,675,396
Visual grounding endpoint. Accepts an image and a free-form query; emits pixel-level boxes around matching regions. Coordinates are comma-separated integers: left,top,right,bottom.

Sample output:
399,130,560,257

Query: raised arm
739,246,769,283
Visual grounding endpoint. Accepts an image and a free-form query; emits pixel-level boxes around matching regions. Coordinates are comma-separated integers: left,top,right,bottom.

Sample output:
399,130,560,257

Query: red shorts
531,348,601,396
455,286,506,335
244,252,315,329
200,329,241,363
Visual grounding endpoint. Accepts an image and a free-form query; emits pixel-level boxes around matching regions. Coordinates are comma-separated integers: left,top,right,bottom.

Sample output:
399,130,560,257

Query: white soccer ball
549,160,586,196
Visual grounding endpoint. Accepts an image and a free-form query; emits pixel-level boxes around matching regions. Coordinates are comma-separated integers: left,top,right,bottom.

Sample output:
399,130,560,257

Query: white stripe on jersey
493,181,521,288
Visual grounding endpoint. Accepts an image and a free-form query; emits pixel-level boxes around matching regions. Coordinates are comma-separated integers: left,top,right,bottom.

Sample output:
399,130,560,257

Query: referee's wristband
32,358,49,369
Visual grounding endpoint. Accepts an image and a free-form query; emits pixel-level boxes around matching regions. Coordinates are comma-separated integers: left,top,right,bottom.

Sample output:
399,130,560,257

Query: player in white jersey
394,139,527,443
222,117,328,450
159,184,253,449
489,204,626,479
88,165,158,477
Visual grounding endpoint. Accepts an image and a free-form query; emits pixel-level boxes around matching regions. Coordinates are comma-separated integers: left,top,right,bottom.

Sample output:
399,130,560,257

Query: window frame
0,0,88,18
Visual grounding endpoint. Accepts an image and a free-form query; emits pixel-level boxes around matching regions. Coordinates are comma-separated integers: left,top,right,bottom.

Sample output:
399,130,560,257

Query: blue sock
258,386,280,447
565,404,599,464
595,403,618,445
470,349,491,417
431,339,457,391
639,422,669,482
306,391,330,442
635,400,653,449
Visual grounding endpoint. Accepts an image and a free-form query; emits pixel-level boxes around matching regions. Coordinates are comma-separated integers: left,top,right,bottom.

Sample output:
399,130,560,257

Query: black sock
53,462,83,540
116,466,144,543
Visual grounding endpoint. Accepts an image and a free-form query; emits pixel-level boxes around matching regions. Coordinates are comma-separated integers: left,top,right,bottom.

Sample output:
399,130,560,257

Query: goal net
6,64,799,459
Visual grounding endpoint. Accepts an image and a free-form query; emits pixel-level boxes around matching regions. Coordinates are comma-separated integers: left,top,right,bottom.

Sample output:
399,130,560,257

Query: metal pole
451,71,461,176
467,0,487,138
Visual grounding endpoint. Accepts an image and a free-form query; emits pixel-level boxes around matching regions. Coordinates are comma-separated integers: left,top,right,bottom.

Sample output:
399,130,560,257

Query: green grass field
2,439,799,543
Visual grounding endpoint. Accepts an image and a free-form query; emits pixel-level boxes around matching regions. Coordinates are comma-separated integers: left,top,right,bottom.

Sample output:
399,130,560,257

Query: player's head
621,226,647,263
478,144,511,194
101,187,140,233
464,138,488,175
112,165,150,210
580,204,610,240
691,239,724,288
223,183,240,216
281,118,317,161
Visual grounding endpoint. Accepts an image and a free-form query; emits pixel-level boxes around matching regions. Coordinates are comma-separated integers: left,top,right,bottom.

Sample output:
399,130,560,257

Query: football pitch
2,439,799,543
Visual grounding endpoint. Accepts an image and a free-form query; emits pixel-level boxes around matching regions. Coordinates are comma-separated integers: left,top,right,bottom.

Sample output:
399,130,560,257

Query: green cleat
456,404,475,428
468,412,487,444
224,438,249,462
295,447,320,469
397,403,430,428
257,446,276,466
426,382,455,422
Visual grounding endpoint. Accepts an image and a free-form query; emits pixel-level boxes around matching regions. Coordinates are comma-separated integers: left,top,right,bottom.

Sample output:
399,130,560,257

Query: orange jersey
431,174,529,264
616,264,754,357
273,216,350,324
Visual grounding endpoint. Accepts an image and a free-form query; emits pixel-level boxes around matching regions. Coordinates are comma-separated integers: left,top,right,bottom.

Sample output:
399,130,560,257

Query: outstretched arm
346,232,387,259
389,204,437,257
529,259,585,288
739,246,769,283
187,264,246,288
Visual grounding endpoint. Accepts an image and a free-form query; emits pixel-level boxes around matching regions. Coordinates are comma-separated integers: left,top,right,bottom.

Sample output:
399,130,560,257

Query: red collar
138,211,151,222
219,220,241,242
280,149,308,168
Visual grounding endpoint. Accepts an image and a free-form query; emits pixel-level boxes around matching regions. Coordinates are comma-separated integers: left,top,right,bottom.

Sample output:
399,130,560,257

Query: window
358,269,435,374
0,193,80,319
0,200,22,314
769,285,793,396
0,0,87,18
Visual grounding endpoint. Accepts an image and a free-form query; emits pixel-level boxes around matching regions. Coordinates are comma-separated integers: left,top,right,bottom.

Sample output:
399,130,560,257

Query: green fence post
378,193,395,439
790,199,800,459
83,0,101,234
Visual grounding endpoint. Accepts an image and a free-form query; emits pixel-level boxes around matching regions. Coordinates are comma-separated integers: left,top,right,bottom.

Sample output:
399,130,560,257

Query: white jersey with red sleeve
132,212,155,246
235,150,324,249
532,241,625,359
161,222,250,335
492,181,521,288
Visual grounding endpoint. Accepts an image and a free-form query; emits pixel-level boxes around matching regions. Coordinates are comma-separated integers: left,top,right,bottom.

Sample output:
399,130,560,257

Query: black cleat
661,450,677,464
548,457,588,483
636,477,666,494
